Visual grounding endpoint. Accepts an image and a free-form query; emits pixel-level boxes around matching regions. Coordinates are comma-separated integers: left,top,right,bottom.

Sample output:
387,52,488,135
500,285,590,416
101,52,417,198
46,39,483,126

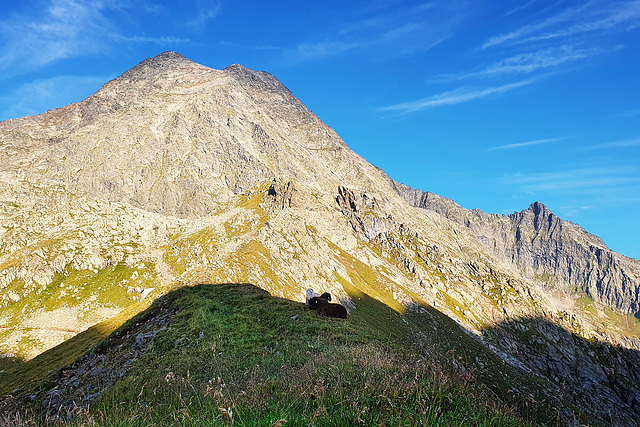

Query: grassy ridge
2,283,528,426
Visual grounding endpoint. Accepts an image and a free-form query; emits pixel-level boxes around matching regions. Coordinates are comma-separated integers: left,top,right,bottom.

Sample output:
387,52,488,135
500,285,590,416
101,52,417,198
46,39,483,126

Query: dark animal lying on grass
309,296,348,319
306,288,321,307
306,289,331,309
307,295,326,310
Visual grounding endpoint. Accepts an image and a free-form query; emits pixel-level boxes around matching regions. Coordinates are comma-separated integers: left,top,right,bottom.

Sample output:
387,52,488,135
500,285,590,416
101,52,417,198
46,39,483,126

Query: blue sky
1,0,639,259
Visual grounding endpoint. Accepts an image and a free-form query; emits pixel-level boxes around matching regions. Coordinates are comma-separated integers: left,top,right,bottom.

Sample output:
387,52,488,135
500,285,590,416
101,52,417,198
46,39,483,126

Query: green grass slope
1,283,531,426
0,301,150,398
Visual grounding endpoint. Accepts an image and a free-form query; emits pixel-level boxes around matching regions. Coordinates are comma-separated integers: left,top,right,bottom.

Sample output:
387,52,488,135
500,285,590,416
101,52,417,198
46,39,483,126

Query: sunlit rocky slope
396,185,640,315
2,51,640,424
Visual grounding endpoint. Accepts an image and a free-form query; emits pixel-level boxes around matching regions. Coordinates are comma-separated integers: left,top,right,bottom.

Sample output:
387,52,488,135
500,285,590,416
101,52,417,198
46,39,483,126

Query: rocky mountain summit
0,51,355,218
2,52,640,424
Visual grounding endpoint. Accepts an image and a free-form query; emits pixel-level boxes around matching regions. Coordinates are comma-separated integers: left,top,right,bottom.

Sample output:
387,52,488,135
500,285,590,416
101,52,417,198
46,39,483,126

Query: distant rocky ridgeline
394,182,640,316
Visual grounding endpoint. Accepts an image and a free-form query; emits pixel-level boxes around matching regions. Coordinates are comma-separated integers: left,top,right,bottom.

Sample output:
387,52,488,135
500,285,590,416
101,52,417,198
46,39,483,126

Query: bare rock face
0,51,357,219
395,183,640,316
510,202,640,313
3,52,640,424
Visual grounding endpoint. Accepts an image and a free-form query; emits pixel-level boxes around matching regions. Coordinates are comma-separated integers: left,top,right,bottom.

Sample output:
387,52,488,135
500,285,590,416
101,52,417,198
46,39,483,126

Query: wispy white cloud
416,1,639,119
502,166,640,193
395,2,638,117
488,137,565,151
556,204,595,220
338,2,439,40
186,0,222,33
523,1,640,43
584,137,640,150
482,0,640,50
524,4,640,42
284,1,469,62
0,0,118,75
504,0,540,17
114,35,191,45
481,2,590,49
0,74,109,120
0,0,195,78
288,40,360,62
436,45,596,82
218,40,279,51
479,45,594,74
379,79,534,114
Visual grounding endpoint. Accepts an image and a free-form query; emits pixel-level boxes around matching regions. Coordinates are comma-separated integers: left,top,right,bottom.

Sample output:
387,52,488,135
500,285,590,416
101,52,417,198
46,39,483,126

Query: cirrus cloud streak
379,79,534,114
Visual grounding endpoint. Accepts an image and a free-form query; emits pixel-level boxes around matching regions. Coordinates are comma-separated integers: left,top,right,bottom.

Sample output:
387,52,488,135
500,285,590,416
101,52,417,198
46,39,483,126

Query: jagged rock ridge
394,183,640,316
2,52,640,424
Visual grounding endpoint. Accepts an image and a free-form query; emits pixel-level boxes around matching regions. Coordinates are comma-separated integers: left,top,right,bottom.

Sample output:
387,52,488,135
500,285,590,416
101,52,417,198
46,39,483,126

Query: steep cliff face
395,183,640,315
2,52,640,424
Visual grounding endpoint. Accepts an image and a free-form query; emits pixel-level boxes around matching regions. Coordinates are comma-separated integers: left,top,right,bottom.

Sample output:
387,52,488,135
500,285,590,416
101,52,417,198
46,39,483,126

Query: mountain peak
528,200,549,214
147,50,190,63
119,51,199,81
154,50,188,61
222,63,288,94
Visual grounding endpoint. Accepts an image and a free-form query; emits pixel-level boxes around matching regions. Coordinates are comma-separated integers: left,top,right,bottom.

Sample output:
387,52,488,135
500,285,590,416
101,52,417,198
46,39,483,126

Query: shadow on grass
0,302,149,397
1,283,530,426
347,285,640,426
5,282,638,426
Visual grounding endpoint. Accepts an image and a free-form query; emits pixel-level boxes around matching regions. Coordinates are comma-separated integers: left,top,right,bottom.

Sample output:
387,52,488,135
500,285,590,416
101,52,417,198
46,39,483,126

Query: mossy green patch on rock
576,294,598,317
329,240,404,313
533,272,558,286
